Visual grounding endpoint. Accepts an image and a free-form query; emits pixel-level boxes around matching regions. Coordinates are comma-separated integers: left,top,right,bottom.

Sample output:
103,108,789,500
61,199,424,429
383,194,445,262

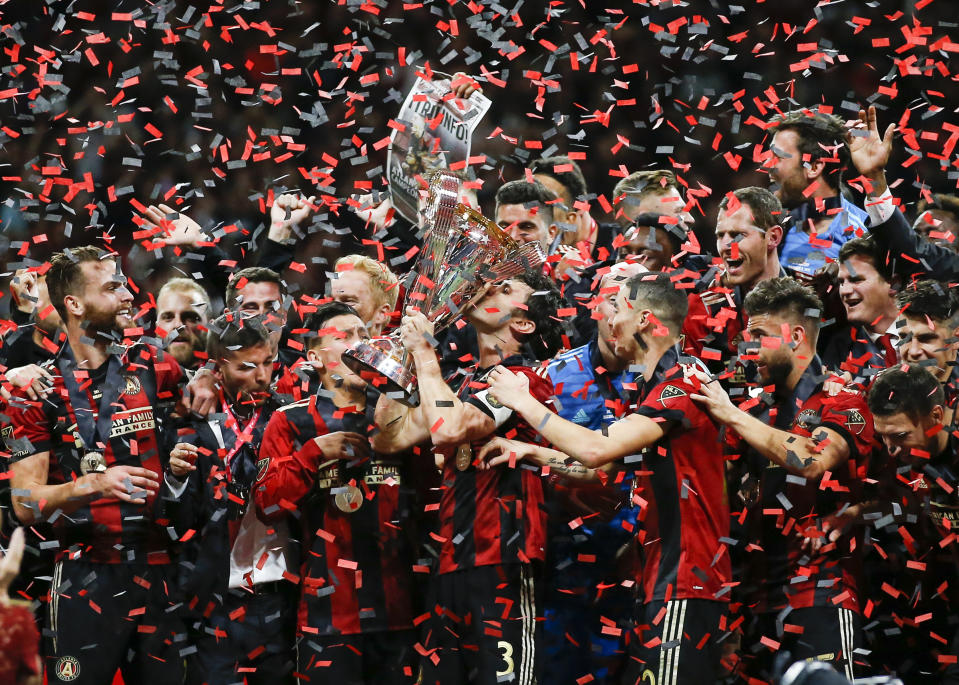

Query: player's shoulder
277,397,311,414
548,346,585,368
812,386,870,413
507,363,552,385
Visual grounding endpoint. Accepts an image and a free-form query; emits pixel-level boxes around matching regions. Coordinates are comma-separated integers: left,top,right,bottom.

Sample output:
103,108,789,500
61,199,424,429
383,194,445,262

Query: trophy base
342,337,420,407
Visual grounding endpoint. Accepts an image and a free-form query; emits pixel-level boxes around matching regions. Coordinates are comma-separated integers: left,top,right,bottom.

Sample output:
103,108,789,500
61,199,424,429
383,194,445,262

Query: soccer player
225,266,297,368
866,365,959,681
494,180,559,253
821,235,900,383
254,302,419,684
484,272,732,685
682,187,786,379
612,169,694,272
530,155,617,261
4,246,186,684
373,270,564,685
896,280,959,401
539,261,645,684
155,277,211,370
329,254,400,338
689,277,874,680
162,314,295,685
763,109,868,277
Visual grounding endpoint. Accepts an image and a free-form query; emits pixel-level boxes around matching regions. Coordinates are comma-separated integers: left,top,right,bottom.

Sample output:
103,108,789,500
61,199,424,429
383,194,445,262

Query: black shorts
621,598,728,685
419,563,543,685
745,606,862,681
45,560,184,685
295,629,417,684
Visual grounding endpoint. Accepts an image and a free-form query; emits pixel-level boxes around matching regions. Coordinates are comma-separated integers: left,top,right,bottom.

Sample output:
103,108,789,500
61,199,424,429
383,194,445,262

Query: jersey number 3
496,640,514,677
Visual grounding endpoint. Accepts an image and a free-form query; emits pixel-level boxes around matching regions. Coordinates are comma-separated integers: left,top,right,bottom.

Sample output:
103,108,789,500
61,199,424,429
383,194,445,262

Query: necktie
877,333,898,367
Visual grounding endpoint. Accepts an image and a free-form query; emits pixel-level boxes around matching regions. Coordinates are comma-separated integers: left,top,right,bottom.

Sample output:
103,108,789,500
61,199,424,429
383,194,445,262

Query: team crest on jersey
658,384,687,406
55,656,81,681
256,458,270,481
795,408,819,431
845,409,867,435
122,375,142,395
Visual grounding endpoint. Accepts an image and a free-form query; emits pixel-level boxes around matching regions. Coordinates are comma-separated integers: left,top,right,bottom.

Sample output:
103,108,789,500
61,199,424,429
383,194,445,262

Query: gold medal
334,485,363,513
80,451,107,475
455,443,472,472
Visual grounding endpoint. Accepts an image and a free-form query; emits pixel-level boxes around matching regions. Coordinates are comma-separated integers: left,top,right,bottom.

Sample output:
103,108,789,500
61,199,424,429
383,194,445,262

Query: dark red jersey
435,356,554,574
682,280,748,366
732,364,874,614
3,343,183,564
272,358,321,402
254,389,416,636
632,358,732,603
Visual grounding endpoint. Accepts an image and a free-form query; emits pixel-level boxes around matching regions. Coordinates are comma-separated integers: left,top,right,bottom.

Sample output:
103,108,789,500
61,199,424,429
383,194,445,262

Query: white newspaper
387,76,492,223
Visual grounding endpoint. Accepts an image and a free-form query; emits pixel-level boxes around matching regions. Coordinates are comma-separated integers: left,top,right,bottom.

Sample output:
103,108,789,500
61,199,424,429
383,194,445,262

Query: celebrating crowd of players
2,101,959,685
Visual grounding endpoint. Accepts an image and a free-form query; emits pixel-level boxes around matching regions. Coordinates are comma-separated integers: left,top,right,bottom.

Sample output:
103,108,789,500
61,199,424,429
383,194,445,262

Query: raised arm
690,376,850,480
486,366,666,468
396,310,496,448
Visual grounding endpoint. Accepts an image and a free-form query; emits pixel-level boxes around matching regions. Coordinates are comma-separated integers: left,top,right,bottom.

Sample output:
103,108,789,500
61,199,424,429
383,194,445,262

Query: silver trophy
343,170,545,406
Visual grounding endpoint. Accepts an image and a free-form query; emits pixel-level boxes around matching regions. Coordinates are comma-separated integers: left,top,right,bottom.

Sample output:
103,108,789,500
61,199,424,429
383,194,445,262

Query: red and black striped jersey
731,370,874,614
435,356,555,574
633,360,733,603
254,390,416,636
3,343,183,564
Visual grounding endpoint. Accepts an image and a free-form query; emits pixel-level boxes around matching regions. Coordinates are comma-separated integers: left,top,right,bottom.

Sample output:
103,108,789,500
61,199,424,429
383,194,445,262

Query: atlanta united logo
55,656,81,681
122,375,142,395
795,408,818,431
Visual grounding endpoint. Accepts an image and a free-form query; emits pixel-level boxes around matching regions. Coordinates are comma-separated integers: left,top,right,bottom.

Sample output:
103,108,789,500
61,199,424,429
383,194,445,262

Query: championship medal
80,451,107,475
455,443,472,471
334,485,363,513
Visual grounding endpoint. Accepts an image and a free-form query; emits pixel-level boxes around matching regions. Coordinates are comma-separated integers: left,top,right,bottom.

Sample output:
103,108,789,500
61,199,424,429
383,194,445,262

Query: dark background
0,0,955,310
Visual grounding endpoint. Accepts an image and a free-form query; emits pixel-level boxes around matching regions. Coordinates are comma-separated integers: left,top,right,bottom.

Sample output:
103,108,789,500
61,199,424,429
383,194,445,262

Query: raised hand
399,308,436,356
313,431,370,460
485,366,532,411
269,192,317,242
168,442,199,478
181,368,219,418
141,203,205,248
449,72,483,100
847,105,894,193
9,268,39,315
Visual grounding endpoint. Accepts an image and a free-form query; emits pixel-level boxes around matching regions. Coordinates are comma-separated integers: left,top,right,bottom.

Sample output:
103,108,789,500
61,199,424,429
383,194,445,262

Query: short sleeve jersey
3,343,182,564
632,368,732,602
435,356,554,574
739,379,874,613
255,390,416,636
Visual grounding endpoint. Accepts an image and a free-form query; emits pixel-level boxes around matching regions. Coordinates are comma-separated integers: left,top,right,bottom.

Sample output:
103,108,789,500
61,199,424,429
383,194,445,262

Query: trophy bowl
342,170,544,406
344,336,420,406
